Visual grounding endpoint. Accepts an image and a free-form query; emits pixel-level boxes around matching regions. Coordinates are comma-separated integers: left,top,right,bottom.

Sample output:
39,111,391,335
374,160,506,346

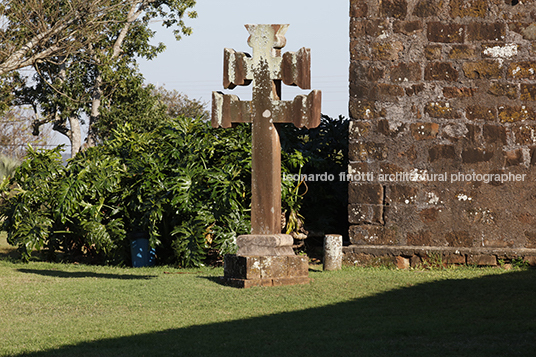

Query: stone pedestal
222,234,310,288
236,234,295,256
223,254,310,288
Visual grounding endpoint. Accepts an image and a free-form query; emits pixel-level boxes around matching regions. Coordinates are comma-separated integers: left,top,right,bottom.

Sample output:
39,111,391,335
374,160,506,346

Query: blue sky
137,0,350,119
52,1,349,151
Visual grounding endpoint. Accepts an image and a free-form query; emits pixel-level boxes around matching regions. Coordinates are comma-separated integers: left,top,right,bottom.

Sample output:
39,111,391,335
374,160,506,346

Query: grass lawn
1,233,535,356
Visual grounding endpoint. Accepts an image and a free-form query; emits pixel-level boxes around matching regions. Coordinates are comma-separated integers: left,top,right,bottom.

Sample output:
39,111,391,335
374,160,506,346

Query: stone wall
348,0,536,255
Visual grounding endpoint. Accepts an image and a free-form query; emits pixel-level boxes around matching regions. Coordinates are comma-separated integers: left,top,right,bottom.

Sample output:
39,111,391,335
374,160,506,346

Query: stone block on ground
223,254,309,288
444,254,466,264
323,234,343,271
396,256,410,269
236,234,294,256
466,254,497,266
410,255,422,267
524,256,536,266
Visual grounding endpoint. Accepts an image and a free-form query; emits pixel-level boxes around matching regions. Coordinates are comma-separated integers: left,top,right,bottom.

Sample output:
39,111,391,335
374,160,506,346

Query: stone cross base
236,234,295,256
222,248,310,288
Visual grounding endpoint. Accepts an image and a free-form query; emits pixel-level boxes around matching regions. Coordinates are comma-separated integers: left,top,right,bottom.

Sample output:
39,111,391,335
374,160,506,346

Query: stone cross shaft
212,24,321,237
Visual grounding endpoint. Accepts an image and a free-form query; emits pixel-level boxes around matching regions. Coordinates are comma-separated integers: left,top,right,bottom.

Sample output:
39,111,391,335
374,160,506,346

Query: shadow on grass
16,268,157,280
0,241,20,261
14,269,536,357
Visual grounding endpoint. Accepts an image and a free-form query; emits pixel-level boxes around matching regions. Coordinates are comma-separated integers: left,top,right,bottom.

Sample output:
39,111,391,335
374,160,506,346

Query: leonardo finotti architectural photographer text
283,171,527,184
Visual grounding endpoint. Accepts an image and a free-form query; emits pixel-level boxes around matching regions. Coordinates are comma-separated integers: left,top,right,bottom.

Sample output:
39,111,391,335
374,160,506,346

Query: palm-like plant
1,114,349,266
0,154,20,180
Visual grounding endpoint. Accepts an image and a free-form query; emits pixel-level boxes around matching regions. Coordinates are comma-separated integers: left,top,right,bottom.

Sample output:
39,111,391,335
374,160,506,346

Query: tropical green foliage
280,115,349,236
0,116,251,266
0,154,20,180
0,114,348,266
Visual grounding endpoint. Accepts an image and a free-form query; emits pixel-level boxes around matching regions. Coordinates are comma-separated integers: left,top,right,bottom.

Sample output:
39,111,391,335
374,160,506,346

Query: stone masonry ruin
345,0,536,267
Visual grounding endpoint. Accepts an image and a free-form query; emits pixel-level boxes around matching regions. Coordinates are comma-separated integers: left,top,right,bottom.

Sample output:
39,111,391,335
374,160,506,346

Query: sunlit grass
0,236,535,356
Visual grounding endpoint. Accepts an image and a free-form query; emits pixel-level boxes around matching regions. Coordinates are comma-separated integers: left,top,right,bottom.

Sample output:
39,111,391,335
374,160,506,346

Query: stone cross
212,24,321,240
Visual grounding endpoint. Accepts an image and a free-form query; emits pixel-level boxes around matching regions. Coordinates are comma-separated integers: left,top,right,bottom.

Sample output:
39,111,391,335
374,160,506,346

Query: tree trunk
86,70,102,148
69,116,82,156
85,1,142,147
57,57,82,157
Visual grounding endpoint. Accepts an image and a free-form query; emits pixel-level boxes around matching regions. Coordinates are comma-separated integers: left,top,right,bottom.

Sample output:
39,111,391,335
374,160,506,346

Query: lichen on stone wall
348,0,536,252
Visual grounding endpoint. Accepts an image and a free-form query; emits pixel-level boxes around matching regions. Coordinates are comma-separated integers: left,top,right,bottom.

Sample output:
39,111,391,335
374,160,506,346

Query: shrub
280,115,349,236
0,114,349,266
0,117,251,266
0,154,20,180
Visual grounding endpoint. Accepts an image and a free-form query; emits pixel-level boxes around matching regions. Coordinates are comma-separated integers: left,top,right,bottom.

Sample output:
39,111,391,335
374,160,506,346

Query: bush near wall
0,115,348,266
281,115,349,239
0,117,252,266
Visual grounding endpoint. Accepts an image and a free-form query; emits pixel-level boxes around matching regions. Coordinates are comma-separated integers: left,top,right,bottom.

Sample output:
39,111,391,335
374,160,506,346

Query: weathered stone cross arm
212,90,321,129
211,24,321,130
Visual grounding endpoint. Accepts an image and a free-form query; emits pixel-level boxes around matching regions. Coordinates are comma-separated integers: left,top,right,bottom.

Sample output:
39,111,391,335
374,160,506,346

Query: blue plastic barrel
130,237,156,267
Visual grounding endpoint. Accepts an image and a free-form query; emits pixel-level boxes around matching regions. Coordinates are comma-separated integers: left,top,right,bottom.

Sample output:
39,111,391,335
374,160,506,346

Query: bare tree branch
0,108,54,159
0,0,133,75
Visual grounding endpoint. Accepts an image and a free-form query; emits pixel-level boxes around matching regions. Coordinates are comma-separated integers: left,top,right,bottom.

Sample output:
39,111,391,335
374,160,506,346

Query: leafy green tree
152,86,209,120
93,81,209,141
5,0,197,155
85,0,197,147
91,70,168,140
0,0,116,76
